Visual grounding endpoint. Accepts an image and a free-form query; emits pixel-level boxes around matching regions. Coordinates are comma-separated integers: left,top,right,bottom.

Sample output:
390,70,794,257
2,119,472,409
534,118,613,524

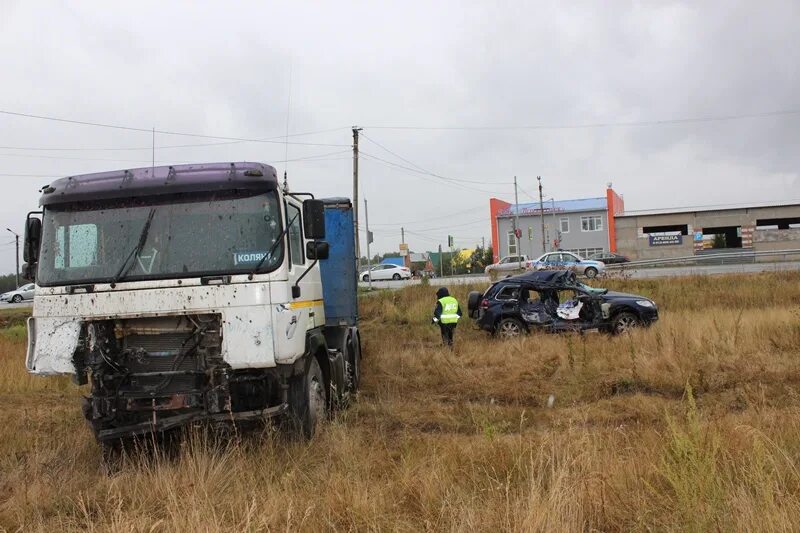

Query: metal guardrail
605,248,800,269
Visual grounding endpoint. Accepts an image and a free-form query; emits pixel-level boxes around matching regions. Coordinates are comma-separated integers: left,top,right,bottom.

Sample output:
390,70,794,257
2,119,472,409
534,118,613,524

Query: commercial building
615,202,800,260
490,187,800,263
489,187,625,263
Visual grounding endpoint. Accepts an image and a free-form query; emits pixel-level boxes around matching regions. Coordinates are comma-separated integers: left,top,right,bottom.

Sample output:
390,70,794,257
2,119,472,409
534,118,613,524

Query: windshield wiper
249,212,298,278
112,208,156,284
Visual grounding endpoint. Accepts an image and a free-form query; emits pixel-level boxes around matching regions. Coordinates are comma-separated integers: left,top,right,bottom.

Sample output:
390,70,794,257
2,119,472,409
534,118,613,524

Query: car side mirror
24,216,42,264
306,240,329,261
302,199,326,240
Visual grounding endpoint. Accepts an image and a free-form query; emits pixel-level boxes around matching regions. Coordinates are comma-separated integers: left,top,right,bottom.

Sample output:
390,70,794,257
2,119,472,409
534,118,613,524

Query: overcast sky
1,1,798,274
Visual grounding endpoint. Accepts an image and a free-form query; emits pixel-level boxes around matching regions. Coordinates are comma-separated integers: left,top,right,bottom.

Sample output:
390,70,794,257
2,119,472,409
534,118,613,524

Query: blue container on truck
320,198,358,326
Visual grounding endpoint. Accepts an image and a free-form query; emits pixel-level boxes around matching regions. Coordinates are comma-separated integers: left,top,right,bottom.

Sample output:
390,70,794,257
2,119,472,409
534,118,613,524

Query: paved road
1,301,33,310
358,260,800,290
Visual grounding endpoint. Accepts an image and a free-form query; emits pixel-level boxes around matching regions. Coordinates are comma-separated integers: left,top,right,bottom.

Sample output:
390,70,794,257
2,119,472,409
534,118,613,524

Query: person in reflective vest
432,287,462,346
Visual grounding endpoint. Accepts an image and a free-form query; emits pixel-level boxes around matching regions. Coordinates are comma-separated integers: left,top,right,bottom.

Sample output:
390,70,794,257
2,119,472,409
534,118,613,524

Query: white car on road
360,264,412,281
528,251,605,278
485,255,531,274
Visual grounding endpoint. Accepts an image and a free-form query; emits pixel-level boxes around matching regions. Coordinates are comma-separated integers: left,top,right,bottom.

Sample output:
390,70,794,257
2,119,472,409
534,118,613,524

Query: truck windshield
37,191,284,286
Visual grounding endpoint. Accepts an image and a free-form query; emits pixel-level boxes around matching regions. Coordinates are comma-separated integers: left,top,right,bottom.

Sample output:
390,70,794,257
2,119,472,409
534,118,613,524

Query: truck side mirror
302,199,326,240
23,216,42,264
306,240,329,261
21,262,36,281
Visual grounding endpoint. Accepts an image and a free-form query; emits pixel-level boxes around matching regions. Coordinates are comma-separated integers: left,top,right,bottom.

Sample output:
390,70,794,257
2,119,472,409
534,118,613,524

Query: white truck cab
22,162,360,448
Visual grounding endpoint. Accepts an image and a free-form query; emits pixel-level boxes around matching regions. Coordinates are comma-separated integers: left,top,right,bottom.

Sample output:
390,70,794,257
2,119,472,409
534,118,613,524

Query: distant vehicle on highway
528,251,605,278
361,263,412,281
587,251,630,265
485,255,531,274
1,283,35,303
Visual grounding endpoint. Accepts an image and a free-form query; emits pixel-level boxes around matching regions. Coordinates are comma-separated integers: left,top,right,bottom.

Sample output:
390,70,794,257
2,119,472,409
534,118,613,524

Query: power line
360,132,514,185
0,109,348,147
0,149,346,165
361,151,510,194
370,203,486,226
411,217,488,232
363,108,800,131
0,140,247,152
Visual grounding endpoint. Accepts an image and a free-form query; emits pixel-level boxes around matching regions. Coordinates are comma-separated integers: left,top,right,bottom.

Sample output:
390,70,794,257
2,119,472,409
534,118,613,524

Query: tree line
358,245,494,275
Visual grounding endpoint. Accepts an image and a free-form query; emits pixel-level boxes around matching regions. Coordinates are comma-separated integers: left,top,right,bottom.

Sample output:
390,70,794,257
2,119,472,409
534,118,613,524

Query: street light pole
6,228,19,287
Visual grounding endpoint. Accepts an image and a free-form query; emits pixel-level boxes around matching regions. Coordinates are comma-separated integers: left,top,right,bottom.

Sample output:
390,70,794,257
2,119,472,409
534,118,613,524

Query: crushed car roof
500,269,579,287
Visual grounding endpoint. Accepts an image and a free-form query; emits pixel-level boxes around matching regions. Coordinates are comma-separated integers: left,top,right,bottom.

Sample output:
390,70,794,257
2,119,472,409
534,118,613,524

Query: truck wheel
288,356,327,439
584,267,598,278
611,312,639,335
496,318,525,338
11,295,22,303
346,329,361,392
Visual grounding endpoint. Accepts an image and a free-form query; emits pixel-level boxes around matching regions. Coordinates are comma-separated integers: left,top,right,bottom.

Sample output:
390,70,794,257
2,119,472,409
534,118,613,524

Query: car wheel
11,295,22,303
392,273,401,280
496,318,525,338
584,267,598,278
611,312,639,335
287,355,327,439
361,274,369,282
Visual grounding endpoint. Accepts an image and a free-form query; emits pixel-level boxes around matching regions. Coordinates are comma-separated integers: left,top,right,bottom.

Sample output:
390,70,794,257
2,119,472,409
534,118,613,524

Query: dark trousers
439,323,457,346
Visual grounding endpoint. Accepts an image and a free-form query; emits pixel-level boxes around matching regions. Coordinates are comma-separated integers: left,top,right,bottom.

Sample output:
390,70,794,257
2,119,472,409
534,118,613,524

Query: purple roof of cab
39,162,278,206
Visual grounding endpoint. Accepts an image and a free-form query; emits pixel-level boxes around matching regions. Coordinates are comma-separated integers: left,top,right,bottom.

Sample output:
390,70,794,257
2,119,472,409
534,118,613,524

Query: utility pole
352,127,362,264
438,244,443,277
551,198,558,250
364,197,372,291
537,176,546,254
513,176,521,269
6,228,19,287
401,227,404,244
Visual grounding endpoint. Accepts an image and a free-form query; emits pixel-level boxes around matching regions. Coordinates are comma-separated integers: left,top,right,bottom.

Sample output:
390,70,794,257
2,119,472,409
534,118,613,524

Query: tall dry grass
1,271,800,531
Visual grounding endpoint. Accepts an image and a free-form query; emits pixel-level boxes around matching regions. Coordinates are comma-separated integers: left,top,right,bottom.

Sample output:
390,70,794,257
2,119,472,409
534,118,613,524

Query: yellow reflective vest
437,296,460,324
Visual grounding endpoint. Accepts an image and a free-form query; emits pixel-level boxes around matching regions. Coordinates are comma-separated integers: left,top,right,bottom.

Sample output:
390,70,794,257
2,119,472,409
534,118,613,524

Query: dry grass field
1,272,800,531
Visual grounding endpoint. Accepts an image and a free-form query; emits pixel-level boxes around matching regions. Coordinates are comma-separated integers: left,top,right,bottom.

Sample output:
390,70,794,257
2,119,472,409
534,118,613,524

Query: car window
563,253,579,262
286,202,304,267
495,285,521,301
520,288,539,304
544,254,559,263
22,284,34,290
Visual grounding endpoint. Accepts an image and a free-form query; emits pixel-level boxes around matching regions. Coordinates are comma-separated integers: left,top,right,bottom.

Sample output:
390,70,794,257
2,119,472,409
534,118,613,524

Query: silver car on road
1,283,35,303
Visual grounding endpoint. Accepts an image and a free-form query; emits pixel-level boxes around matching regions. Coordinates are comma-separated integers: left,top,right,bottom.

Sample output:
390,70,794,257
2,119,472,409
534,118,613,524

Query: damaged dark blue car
467,270,658,337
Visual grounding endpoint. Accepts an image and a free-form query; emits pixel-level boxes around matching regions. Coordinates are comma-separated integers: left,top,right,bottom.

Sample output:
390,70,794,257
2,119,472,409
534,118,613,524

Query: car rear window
495,285,521,300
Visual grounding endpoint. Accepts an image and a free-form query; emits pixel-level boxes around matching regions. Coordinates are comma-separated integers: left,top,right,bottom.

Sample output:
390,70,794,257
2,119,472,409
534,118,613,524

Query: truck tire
288,356,327,439
346,328,361,392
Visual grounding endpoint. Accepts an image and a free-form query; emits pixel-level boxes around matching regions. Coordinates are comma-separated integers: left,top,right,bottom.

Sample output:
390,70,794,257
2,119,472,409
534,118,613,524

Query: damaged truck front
23,162,360,447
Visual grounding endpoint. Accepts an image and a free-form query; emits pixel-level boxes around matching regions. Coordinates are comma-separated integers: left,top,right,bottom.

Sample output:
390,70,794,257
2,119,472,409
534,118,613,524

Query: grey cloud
0,0,798,273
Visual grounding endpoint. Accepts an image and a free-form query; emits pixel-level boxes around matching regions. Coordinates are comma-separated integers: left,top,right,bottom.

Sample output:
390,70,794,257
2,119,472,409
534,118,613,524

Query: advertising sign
649,234,683,246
